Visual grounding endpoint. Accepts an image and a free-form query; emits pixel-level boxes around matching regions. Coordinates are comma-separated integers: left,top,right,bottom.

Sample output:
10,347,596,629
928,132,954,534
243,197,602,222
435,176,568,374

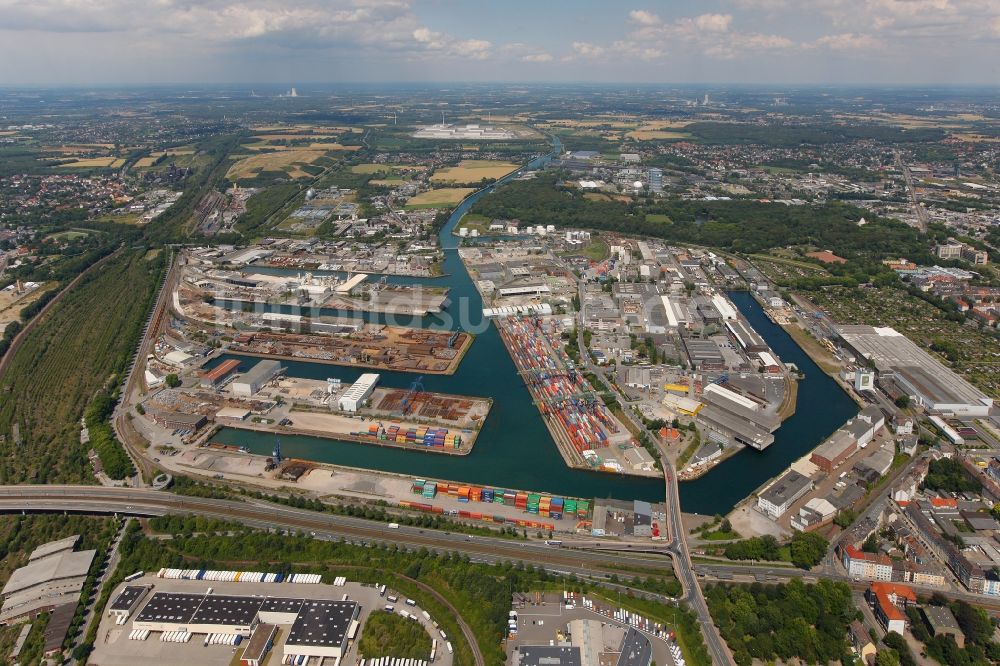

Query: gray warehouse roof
286,599,357,649
837,325,991,410
239,359,283,386
519,646,582,666
760,470,813,507
617,628,653,666
1,549,96,596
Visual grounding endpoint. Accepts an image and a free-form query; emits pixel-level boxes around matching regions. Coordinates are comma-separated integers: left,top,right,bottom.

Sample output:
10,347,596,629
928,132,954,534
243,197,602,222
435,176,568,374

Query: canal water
209,140,858,515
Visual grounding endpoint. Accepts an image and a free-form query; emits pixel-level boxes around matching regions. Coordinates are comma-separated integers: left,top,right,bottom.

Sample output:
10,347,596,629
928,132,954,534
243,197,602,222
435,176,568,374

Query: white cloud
810,32,882,50
522,53,554,62
628,9,661,26
694,13,733,32
572,41,606,57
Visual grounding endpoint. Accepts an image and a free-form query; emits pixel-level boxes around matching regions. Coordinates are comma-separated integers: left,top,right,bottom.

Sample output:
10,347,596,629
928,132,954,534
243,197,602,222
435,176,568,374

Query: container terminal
494,316,659,478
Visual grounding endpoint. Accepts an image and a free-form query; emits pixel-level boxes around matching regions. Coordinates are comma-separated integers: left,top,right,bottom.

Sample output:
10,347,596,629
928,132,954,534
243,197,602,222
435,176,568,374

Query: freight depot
92,574,448,666
402,478,592,533
219,375,490,456
495,316,656,477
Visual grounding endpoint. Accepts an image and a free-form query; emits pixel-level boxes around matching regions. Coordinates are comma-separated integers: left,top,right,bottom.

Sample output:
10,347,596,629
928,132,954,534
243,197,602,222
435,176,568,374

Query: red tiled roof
931,498,958,508
870,583,916,622
846,545,891,565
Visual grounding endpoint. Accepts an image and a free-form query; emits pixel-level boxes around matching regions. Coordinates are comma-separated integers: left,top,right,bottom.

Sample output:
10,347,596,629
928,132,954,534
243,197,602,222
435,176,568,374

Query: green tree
165,373,181,388
789,531,828,569
874,649,901,666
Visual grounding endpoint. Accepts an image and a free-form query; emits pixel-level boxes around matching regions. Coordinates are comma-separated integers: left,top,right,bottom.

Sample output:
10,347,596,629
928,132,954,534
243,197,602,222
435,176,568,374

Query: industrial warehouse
835,325,994,416
92,573,447,666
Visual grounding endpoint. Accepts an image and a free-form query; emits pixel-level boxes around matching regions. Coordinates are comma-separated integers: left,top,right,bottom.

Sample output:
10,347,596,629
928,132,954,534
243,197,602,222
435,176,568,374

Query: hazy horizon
2,0,999,86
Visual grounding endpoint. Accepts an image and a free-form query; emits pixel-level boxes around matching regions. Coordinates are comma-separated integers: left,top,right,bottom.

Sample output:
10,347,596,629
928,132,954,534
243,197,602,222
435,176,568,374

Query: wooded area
705,579,856,666
358,611,433,659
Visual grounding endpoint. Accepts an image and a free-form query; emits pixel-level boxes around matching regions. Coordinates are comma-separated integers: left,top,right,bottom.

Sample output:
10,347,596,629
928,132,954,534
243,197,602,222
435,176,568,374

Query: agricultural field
244,141,358,152
405,187,475,209
226,149,328,181
133,147,196,168
809,286,1000,399
0,249,164,484
625,130,690,141
351,163,427,175
58,157,125,168
430,160,519,184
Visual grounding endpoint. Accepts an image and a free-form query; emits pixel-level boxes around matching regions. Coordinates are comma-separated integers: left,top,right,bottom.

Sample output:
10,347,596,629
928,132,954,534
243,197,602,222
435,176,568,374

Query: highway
0,486,677,581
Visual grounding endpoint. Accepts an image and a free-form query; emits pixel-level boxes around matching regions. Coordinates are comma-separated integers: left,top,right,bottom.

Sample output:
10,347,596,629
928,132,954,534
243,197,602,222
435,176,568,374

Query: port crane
401,375,425,415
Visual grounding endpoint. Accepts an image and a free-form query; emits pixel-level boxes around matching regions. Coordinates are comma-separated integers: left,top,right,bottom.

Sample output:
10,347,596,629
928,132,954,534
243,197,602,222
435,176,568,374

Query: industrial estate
2,68,1000,666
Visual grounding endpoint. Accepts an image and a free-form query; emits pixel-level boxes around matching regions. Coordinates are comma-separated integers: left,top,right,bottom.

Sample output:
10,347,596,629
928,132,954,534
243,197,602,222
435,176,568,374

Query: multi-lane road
0,485,675,581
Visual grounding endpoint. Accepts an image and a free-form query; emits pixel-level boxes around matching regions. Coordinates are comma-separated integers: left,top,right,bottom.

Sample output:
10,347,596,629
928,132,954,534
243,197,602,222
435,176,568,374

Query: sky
1,0,999,86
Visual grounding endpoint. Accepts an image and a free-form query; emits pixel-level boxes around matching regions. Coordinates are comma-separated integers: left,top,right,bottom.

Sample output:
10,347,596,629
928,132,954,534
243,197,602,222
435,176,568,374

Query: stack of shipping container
400,479,592,530
353,424,462,449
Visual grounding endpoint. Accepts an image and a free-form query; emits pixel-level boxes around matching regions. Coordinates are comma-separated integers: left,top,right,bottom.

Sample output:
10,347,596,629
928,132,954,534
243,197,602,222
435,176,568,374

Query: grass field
244,142,358,152
405,187,475,208
60,157,125,168
226,149,327,181
430,160,519,184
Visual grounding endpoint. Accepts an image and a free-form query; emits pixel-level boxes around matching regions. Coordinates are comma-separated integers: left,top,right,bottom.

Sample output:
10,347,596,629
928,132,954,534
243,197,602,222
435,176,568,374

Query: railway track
0,487,673,580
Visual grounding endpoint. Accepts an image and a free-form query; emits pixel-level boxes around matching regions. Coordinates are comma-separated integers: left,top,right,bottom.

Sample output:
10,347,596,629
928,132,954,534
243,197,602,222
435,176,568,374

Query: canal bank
205,137,857,516
676,292,858,514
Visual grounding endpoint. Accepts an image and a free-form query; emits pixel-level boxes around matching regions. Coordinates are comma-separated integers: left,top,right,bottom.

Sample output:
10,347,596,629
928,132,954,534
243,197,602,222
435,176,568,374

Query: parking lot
506,592,680,666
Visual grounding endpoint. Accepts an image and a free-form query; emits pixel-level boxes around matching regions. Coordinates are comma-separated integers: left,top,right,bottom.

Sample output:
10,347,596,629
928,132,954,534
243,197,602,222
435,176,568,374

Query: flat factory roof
110,585,149,612
260,597,306,615
190,594,264,627
519,645,583,666
812,429,856,462
285,599,357,649
837,325,991,410
134,592,205,624
760,470,812,507
29,535,79,562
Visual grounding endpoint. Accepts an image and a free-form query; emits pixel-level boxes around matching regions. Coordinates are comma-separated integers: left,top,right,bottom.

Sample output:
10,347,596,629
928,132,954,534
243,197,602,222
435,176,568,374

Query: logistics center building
836,325,993,417
132,591,359,662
